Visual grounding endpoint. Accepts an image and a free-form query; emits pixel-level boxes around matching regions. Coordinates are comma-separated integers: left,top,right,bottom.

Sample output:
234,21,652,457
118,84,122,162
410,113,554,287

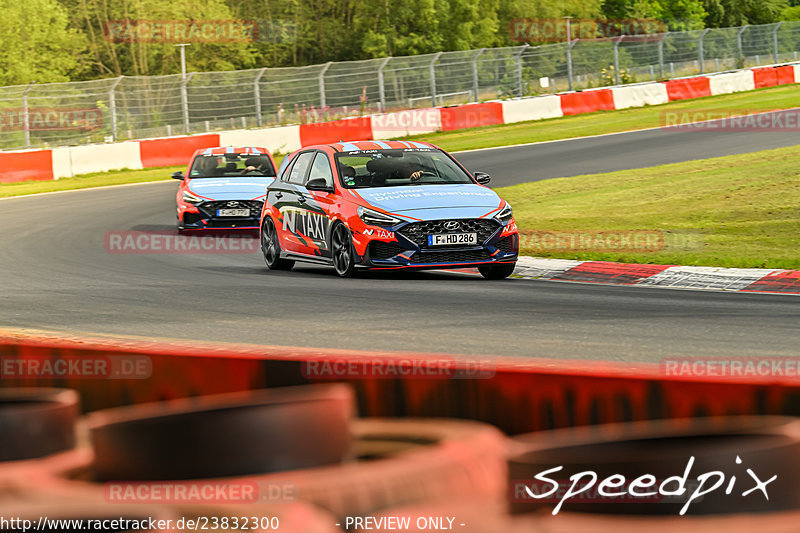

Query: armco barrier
501,95,563,123
611,83,669,109
559,89,615,116
4,61,800,185
665,77,712,101
299,117,373,146
753,65,796,88
138,134,221,168
0,149,53,183
1,330,799,436
707,70,755,95
439,103,504,131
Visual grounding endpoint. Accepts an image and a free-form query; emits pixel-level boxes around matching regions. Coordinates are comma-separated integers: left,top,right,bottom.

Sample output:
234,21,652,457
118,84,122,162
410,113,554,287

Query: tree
0,0,87,85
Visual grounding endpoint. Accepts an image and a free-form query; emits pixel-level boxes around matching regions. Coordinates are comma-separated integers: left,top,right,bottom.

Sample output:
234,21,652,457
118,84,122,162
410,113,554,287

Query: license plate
216,208,250,217
427,233,478,246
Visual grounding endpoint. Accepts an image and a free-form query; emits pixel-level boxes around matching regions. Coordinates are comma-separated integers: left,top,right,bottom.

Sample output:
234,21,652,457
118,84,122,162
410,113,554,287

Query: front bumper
179,200,264,230
356,218,519,269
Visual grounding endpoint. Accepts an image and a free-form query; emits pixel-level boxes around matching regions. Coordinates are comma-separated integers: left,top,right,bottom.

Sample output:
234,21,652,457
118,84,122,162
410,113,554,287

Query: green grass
0,166,184,198
499,144,800,270
409,84,800,152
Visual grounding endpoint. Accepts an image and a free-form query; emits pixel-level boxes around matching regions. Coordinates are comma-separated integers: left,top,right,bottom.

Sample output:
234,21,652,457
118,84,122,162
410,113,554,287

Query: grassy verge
0,166,183,198
410,84,800,152
499,144,800,270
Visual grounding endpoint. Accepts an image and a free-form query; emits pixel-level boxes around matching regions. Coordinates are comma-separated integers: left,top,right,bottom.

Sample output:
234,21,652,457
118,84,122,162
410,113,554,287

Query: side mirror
171,171,185,180
306,178,334,193
474,172,491,185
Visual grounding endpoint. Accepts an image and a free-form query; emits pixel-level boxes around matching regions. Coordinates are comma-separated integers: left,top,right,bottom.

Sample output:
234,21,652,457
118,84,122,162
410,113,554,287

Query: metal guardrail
2,21,800,151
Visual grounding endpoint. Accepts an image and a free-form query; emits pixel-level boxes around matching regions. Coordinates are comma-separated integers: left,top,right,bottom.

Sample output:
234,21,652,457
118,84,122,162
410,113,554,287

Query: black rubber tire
508,416,800,516
87,384,355,481
331,223,356,278
0,388,79,462
478,262,516,279
260,217,294,271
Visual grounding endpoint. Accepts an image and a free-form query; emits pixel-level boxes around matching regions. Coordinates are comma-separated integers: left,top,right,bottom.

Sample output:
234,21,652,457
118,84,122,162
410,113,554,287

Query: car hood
356,184,502,220
187,177,274,200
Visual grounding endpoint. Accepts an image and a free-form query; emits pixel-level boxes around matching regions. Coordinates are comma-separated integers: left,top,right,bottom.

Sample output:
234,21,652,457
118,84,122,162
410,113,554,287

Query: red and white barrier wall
3,63,799,184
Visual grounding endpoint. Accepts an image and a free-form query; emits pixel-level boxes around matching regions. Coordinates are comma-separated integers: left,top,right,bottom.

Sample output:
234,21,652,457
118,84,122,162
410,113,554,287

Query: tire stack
1,384,510,532
355,417,800,533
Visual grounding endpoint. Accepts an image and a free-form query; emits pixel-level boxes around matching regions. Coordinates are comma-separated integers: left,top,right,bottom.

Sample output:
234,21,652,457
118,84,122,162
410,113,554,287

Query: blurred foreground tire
508,416,800,515
88,384,355,480
0,388,78,462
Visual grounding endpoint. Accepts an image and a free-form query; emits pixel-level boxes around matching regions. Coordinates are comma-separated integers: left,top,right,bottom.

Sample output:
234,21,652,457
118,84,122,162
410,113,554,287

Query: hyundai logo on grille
226,201,240,207
443,221,461,230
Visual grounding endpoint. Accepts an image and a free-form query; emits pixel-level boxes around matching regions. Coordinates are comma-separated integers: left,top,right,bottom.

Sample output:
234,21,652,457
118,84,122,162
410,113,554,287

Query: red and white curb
512,256,800,294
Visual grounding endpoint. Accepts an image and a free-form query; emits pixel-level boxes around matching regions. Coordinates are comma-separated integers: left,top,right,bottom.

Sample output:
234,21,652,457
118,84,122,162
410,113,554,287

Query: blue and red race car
173,147,278,231
259,140,518,278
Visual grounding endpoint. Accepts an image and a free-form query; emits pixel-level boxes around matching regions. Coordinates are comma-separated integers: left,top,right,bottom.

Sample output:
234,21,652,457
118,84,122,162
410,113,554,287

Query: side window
307,153,334,187
288,152,315,185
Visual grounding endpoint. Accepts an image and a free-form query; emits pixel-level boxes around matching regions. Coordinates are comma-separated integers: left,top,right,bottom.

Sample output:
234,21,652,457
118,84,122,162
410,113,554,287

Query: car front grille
495,235,518,253
410,249,492,264
399,219,500,248
369,241,406,260
199,200,263,218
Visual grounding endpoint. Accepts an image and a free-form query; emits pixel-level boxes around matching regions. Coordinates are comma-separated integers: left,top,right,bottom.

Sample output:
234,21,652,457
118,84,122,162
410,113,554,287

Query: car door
269,151,314,253
295,151,337,259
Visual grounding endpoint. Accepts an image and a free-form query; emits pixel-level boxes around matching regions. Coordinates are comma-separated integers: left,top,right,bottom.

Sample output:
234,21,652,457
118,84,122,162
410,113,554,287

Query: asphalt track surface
1,117,799,361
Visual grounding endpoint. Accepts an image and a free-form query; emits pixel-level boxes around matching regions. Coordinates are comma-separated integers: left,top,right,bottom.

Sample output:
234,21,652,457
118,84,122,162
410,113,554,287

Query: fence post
253,68,267,127
108,76,123,142
318,62,332,110
515,45,529,97
658,32,668,79
22,82,34,149
737,25,749,66
429,52,442,107
698,28,710,74
773,21,784,64
471,48,485,102
613,38,621,85
180,72,194,135
567,40,576,91
377,57,391,112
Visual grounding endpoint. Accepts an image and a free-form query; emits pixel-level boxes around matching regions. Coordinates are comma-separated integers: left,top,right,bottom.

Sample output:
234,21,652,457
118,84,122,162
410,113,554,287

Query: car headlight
182,191,205,204
358,206,402,227
495,203,513,222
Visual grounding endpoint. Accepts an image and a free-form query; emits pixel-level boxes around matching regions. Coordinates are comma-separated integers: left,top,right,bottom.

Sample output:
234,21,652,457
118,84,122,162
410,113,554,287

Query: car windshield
335,149,473,188
189,153,276,178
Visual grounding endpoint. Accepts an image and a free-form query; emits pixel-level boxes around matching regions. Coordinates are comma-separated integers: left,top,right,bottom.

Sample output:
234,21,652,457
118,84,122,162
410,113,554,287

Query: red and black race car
259,140,518,278
173,146,278,231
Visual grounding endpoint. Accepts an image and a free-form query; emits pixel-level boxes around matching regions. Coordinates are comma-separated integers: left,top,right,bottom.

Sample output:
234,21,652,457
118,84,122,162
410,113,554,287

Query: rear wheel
261,217,294,271
478,262,516,280
331,224,356,278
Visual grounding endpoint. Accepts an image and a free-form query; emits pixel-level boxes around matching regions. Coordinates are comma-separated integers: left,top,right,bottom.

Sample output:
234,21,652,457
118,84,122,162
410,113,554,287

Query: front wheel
331,223,356,278
261,217,294,271
478,262,516,280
